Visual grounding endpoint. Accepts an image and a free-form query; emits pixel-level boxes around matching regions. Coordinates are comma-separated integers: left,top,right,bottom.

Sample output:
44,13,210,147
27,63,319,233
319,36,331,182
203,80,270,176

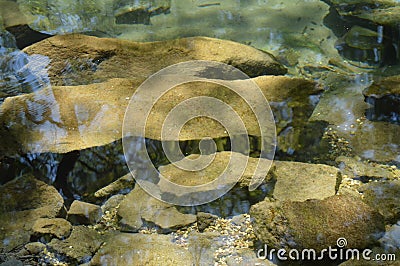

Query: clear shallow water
0,0,399,265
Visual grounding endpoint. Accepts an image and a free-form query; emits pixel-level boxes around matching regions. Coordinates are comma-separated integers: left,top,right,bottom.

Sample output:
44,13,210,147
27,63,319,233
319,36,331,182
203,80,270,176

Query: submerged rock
271,161,341,202
67,200,102,225
31,218,72,241
0,74,319,156
47,226,105,264
22,34,286,86
90,232,194,265
358,180,400,224
0,174,64,252
117,185,196,232
250,194,385,252
336,156,395,181
310,79,400,164
94,173,135,198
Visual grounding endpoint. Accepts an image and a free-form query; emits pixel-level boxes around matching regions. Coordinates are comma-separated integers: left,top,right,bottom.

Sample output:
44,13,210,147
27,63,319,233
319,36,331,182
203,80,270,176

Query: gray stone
117,185,196,232
358,180,400,224
250,195,385,252
94,173,135,198
90,232,194,265
24,242,46,254
48,226,105,265
67,200,102,225
31,218,72,241
272,161,341,202
0,175,64,252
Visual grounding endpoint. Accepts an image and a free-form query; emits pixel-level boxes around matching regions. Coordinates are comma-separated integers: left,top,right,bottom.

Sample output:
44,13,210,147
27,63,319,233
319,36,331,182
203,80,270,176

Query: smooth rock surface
23,34,286,86
0,175,64,252
0,75,319,155
250,195,385,252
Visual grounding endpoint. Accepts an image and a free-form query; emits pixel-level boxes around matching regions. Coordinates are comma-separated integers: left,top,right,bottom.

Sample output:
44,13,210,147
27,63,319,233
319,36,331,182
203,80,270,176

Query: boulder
0,175,64,252
250,195,385,252
90,232,194,265
67,200,102,225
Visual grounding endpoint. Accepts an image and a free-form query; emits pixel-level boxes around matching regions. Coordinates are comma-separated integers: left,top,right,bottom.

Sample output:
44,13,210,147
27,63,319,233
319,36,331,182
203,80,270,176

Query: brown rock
0,175,64,252
31,218,72,241
22,34,286,86
250,195,385,252
67,200,102,225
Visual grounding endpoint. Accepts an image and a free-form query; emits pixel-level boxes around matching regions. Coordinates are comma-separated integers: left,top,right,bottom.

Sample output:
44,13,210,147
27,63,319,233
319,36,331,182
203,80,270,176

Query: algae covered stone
250,195,385,252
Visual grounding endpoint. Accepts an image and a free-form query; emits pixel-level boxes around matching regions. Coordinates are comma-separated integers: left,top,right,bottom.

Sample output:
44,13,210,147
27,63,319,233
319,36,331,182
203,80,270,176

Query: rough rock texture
90,233,194,265
31,218,72,241
250,195,385,252
0,75,319,155
271,161,341,201
0,175,64,252
47,226,105,265
117,185,196,232
22,34,286,86
358,180,400,224
67,200,102,225
197,212,219,232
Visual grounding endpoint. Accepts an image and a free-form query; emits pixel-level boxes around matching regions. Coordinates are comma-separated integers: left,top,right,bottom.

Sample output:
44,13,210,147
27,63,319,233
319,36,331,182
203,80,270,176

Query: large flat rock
0,75,319,155
23,34,286,86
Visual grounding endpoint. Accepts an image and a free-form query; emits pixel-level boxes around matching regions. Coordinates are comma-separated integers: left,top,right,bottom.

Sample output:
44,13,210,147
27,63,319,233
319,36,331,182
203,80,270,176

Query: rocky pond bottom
0,25,400,266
